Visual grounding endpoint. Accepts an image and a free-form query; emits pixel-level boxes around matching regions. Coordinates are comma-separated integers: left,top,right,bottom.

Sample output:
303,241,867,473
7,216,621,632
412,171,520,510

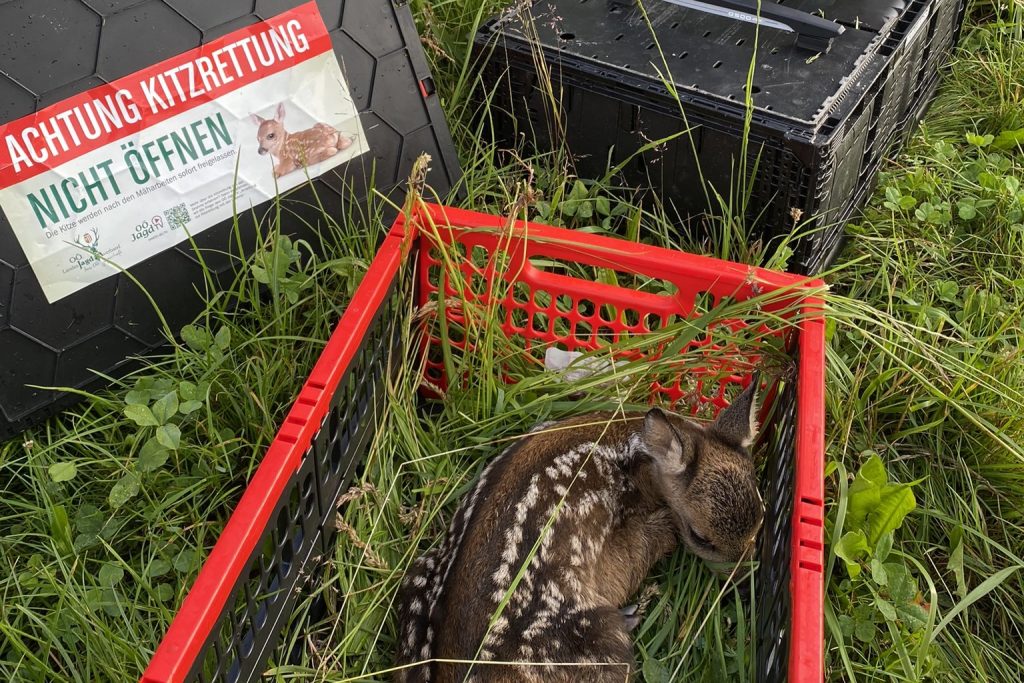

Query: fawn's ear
708,375,760,451
275,102,286,122
251,113,265,126
643,407,696,476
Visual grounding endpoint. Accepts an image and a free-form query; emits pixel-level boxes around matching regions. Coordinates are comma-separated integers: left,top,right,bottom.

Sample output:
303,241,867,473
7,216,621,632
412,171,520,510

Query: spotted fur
394,383,764,682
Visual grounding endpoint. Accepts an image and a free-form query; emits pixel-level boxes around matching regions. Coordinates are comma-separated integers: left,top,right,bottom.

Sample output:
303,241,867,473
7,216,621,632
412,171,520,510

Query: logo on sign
75,227,100,252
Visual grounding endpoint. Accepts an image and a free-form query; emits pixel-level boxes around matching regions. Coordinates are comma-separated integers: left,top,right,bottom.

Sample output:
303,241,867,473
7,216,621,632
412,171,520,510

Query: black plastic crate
473,0,965,274
0,0,461,440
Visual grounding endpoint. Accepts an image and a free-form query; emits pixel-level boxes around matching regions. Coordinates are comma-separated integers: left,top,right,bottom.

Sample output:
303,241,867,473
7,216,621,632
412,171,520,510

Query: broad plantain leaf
867,484,916,547
835,530,869,578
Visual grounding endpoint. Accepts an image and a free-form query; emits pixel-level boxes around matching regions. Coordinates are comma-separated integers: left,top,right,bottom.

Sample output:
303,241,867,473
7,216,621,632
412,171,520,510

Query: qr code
164,204,191,231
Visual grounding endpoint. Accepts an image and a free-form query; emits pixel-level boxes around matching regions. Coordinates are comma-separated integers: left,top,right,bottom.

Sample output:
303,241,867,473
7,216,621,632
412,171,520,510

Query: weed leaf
146,558,172,578
930,565,1024,643
837,614,855,637
949,538,967,598
173,548,198,574
179,400,203,415
643,657,672,683
876,597,897,621
156,424,182,450
871,558,889,586
854,618,876,643
99,563,124,586
181,324,212,351
885,563,917,603
215,326,231,350
75,504,104,535
125,389,149,406
896,600,929,631
49,462,77,483
992,127,1024,150
867,484,915,547
109,473,141,508
124,404,159,427
876,532,893,563
845,479,880,537
138,438,170,472
860,454,888,486
151,392,179,424
835,530,869,578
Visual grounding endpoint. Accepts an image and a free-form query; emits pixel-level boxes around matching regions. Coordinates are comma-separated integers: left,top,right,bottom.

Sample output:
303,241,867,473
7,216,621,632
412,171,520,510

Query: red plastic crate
142,203,826,683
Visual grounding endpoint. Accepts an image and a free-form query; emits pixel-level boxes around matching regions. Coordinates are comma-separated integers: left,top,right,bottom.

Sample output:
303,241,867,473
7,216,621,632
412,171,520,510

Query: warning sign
0,1,366,303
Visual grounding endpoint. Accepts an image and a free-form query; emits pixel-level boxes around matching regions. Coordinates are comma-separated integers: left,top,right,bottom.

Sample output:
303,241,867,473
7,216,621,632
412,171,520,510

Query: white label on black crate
0,1,367,304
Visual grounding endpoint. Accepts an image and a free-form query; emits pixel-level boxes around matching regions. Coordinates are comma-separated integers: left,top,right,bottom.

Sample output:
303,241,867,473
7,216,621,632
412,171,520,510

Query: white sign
0,2,366,303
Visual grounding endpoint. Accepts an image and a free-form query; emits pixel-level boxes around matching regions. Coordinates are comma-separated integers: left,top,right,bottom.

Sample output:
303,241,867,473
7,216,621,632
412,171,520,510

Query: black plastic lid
486,0,890,125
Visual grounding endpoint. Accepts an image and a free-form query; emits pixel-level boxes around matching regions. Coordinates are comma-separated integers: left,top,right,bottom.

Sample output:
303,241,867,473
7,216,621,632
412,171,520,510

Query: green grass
3,1,1024,681
269,212,817,681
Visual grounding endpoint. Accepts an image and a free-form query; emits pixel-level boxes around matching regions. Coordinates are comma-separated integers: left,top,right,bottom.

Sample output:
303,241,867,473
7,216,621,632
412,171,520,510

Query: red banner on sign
0,1,331,189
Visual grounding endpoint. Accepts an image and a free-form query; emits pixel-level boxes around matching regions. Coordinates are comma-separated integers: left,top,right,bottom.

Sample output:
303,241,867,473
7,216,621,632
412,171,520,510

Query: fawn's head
641,379,765,565
251,102,287,157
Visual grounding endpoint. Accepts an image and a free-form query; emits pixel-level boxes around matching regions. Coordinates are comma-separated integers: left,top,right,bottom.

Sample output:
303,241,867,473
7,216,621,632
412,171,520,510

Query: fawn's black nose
258,147,267,155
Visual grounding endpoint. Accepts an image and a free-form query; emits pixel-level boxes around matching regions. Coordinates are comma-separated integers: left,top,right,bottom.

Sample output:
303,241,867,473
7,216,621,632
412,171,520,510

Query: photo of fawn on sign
251,102,357,179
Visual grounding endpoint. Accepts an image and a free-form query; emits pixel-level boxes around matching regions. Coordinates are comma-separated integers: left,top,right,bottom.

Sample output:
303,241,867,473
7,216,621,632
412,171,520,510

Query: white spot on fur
529,420,557,433
491,474,542,600
404,625,418,651
743,390,760,448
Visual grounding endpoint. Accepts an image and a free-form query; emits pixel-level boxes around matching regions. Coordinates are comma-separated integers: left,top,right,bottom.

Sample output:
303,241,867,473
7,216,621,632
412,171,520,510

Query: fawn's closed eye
688,525,714,550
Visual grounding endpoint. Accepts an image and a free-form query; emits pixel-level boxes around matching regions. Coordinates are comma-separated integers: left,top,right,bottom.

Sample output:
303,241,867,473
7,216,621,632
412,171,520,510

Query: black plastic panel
0,0,462,439
755,374,798,683
505,0,881,125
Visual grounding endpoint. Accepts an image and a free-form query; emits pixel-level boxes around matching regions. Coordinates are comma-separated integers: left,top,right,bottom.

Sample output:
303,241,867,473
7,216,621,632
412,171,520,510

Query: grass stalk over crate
1,1,1023,682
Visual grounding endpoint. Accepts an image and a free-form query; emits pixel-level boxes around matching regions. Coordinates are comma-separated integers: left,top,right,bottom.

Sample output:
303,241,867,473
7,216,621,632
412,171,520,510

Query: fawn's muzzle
258,147,267,155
